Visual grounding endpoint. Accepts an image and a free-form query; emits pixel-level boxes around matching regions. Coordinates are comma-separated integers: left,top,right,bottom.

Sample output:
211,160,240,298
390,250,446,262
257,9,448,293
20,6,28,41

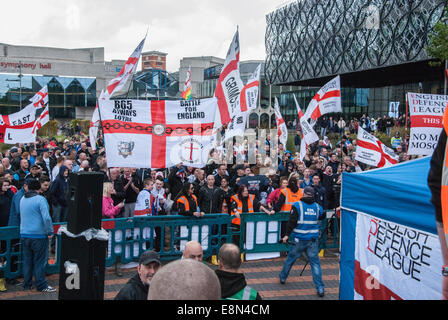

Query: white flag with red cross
355,126,399,168
0,103,37,143
274,97,288,148
304,75,342,125
294,95,319,160
32,106,50,134
29,86,48,109
99,98,218,169
214,29,244,129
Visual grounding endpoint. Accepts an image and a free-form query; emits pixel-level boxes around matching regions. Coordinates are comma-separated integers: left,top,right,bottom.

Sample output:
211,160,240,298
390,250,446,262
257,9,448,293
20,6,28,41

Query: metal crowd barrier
0,211,339,279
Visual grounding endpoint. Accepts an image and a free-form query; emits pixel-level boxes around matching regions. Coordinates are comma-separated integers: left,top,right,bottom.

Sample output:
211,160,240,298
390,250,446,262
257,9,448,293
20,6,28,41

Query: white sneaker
41,286,56,293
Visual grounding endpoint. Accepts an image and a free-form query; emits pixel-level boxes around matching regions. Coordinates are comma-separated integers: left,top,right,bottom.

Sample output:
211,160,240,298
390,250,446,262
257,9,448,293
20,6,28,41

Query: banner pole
405,93,409,154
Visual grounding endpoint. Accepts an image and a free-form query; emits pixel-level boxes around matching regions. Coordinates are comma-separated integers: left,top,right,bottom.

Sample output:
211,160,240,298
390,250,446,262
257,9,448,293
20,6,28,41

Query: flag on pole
274,97,288,148
304,75,342,125
214,28,244,128
99,98,218,169
355,126,399,168
293,95,319,160
0,103,36,126
181,66,192,100
29,86,48,109
240,64,261,112
32,106,50,134
0,103,37,143
89,34,146,150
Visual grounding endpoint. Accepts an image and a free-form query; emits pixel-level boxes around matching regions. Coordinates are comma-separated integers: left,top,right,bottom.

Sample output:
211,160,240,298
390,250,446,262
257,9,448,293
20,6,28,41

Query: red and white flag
274,97,288,148
304,75,342,125
99,98,218,169
355,126,399,168
90,36,146,150
294,95,319,160
32,106,50,134
0,104,37,143
214,29,244,128
225,64,261,141
29,86,48,109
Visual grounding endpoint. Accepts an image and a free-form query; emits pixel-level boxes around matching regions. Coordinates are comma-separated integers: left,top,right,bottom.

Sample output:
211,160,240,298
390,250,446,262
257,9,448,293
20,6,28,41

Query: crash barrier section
0,211,339,278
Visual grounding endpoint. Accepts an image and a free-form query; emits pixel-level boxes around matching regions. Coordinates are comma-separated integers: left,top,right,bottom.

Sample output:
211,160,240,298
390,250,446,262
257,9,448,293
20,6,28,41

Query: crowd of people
0,113,412,295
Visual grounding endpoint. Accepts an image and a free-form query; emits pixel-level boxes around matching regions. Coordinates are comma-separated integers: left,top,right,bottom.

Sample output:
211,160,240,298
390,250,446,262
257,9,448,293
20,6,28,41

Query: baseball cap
303,186,315,198
139,250,161,266
10,147,18,153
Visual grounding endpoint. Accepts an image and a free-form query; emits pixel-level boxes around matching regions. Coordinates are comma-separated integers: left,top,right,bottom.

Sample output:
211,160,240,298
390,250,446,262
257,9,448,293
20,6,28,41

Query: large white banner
0,103,37,143
99,98,218,169
354,212,442,300
407,92,448,156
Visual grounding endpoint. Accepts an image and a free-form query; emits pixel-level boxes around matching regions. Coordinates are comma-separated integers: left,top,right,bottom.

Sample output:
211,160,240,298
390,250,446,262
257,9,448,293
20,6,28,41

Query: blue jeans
53,204,67,222
21,238,49,291
279,238,324,293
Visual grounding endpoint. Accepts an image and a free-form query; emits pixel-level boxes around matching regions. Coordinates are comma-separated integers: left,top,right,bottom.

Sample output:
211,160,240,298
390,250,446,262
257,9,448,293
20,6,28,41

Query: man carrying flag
181,66,192,100
355,126,398,168
90,35,147,150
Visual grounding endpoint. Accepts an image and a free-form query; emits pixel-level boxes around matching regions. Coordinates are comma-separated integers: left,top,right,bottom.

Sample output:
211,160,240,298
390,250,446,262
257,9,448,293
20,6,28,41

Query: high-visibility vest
280,188,303,212
230,194,255,225
177,195,198,214
224,286,258,300
441,107,448,240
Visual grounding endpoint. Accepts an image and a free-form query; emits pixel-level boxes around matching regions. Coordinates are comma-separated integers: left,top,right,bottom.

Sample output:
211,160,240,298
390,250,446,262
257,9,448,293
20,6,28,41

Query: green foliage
71,119,91,135
37,120,59,138
426,7,448,66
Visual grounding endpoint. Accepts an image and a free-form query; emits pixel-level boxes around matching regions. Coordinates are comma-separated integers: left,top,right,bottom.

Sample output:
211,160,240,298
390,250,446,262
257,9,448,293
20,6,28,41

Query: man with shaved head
147,259,221,300
215,243,262,300
182,241,203,262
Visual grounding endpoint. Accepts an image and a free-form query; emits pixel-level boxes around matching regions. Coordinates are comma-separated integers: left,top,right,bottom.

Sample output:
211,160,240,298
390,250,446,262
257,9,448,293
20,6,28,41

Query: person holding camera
279,186,325,297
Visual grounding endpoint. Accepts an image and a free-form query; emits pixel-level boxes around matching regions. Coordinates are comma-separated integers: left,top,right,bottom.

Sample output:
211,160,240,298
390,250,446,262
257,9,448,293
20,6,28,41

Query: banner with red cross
99,98,218,169
355,126,399,168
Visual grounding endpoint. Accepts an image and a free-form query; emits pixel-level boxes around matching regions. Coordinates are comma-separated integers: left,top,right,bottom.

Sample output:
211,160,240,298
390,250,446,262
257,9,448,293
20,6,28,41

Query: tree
426,6,448,94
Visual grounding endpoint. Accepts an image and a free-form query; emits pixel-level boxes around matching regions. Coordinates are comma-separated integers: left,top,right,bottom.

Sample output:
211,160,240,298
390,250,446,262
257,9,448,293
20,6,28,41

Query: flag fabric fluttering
303,75,342,126
213,29,244,129
355,126,399,168
90,36,147,150
0,103,38,143
29,85,48,109
181,66,192,100
32,106,49,134
293,95,319,160
274,97,288,148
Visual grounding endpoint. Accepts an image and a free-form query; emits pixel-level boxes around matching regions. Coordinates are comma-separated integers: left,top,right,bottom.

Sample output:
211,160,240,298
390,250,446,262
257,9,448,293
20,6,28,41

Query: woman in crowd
175,182,204,217
102,182,125,219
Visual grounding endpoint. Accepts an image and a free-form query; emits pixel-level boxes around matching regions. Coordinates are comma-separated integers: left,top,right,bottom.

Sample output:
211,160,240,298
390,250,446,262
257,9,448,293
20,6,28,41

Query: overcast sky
0,0,291,73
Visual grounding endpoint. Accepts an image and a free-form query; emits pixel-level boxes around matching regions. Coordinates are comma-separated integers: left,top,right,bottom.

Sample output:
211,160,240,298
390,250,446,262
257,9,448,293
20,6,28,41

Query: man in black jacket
215,243,262,300
115,250,161,300
198,175,219,214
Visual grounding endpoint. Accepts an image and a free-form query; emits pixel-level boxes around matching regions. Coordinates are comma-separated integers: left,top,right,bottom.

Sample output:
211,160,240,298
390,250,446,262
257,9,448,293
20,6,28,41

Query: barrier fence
0,211,339,279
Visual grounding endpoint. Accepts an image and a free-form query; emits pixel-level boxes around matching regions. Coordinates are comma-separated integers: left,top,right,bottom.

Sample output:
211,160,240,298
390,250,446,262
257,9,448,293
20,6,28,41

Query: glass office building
265,0,447,121
0,73,96,119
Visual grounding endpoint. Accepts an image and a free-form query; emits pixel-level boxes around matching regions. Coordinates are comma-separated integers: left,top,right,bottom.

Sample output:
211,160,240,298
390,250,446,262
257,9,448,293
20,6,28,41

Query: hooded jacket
114,273,149,300
50,165,70,207
215,269,262,300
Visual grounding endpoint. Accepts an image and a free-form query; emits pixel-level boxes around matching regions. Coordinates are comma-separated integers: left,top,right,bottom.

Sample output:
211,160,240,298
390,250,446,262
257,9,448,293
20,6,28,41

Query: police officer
279,186,325,297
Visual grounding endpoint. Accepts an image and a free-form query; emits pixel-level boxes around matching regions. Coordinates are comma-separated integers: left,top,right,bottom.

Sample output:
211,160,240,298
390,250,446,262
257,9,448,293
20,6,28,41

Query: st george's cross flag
214,29,244,128
29,86,48,109
224,64,262,141
0,103,37,143
355,126,399,168
293,95,319,160
99,98,218,169
32,106,50,134
304,75,342,125
274,97,288,148
90,36,147,150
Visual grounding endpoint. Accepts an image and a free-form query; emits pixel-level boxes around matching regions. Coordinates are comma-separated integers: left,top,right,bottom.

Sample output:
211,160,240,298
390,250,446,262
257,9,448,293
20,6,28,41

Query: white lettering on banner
355,212,442,300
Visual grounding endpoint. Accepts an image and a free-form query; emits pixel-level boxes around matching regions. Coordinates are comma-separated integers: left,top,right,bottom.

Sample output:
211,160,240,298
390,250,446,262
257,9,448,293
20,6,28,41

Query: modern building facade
265,0,447,123
0,43,125,120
